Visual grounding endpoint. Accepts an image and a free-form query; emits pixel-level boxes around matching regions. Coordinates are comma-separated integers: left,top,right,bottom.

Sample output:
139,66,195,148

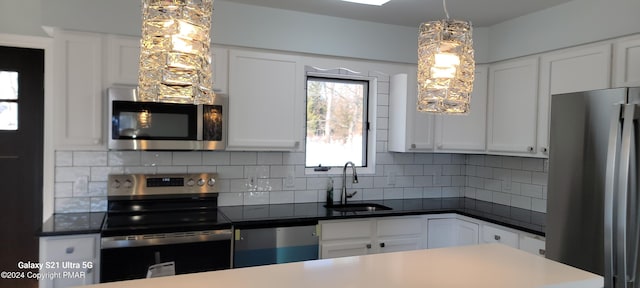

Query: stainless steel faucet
341,161,359,205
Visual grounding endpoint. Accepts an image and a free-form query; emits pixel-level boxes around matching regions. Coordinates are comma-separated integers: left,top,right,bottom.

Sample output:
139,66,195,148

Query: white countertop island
83,243,603,288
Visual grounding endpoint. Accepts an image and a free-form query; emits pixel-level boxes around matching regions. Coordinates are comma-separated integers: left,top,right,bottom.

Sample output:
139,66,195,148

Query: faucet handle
347,191,358,198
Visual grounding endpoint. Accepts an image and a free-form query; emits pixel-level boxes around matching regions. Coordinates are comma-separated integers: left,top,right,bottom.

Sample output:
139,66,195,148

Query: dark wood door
0,46,44,288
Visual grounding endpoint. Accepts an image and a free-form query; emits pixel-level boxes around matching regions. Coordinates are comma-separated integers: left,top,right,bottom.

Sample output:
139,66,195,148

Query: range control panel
108,173,218,197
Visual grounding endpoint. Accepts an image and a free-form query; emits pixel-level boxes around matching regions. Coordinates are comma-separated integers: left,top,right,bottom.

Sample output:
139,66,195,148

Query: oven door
100,229,232,283
108,87,200,150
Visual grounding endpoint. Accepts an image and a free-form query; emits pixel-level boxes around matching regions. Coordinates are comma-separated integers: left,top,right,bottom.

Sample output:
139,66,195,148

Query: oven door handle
101,229,232,249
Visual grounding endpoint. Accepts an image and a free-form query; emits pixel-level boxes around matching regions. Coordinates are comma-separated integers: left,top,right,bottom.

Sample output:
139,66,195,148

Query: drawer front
376,217,423,237
481,225,518,248
46,236,96,261
321,220,372,241
519,234,546,257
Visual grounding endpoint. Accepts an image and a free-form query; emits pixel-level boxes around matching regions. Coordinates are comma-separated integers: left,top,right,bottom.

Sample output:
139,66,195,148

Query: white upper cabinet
227,49,302,151
613,34,640,87
211,47,229,94
537,43,611,156
388,69,435,152
487,57,539,156
106,35,140,86
434,65,488,153
53,29,104,150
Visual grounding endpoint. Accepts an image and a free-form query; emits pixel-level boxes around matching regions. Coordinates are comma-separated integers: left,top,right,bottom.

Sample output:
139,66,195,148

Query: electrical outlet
386,171,396,186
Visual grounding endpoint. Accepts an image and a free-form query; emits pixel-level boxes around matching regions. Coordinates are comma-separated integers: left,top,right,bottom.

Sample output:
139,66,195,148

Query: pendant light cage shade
417,19,474,114
138,0,215,104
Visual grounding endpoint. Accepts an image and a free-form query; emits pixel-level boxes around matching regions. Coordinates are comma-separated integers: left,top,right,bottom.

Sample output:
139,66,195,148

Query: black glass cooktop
102,196,231,237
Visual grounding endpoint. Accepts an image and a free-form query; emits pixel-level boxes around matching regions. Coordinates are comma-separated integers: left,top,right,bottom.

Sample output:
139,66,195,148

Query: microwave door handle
616,104,636,288
605,103,623,288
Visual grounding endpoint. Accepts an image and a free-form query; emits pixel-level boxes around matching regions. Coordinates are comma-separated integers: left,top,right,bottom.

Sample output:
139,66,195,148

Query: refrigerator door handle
616,104,636,288
605,103,623,288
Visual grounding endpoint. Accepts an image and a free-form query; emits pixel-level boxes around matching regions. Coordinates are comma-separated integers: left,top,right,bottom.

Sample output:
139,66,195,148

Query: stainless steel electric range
100,173,232,283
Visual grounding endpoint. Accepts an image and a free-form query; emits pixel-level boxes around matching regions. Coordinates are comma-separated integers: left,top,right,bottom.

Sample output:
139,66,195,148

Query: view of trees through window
0,71,18,130
306,76,368,167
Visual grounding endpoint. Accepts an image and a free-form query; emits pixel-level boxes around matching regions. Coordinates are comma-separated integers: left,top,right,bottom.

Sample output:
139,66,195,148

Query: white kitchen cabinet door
537,43,611,157
211,47,229,94
106,34,140,86
377,236,423,253
227,49,302,151
481,224,519,248
53,29,104,150
487,57,539,156
320,240,373,259
519,234,546,257
388,70,434,152
434,65,488,153
39,234,100,288
613,35,640,87
427,217,479,249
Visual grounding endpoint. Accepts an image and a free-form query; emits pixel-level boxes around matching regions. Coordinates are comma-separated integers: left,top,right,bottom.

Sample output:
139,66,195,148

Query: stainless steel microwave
107,86,227,150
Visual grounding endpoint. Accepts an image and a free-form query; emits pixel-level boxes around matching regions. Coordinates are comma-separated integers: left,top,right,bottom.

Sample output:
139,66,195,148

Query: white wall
486,0,640,62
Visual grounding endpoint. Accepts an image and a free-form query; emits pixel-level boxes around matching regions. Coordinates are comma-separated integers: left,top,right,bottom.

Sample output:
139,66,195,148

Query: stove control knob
112,180,121,189
186,178,195,186
208,178,216,186
123,179,133,188
197,178,205,186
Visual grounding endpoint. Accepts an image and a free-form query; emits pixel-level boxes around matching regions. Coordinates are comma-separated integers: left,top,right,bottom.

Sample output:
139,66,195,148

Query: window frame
304,71,377,175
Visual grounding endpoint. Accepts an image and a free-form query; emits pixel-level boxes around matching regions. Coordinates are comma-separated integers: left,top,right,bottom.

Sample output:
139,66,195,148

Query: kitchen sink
325,203,392,212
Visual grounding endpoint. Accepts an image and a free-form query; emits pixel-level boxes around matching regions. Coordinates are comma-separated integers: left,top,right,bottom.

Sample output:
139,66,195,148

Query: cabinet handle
366,244,372,249
380,242,386,248
65,247,75,254
411,144,416,149
538,249,546,256
494,235,501,241
527,146,535,152
541,147,549,153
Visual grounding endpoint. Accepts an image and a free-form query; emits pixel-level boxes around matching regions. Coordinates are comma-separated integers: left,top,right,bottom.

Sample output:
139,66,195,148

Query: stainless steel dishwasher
233,223,319,268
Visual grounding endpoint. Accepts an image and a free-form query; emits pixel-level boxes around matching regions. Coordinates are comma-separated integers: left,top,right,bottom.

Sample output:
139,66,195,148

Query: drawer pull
366,244,372,249
380,242,385,248
65,247,75,254
494,235,501,241
538,249,546,256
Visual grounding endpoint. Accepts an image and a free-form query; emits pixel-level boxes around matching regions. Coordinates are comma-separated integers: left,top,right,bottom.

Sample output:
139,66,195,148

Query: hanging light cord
442,0,450,19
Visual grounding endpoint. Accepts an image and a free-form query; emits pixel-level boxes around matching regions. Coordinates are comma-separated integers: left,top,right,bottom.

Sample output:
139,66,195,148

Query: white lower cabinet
519,234,546,257
426,215,479,249
480,223,519,248
319,216,424,259
39,234,100,288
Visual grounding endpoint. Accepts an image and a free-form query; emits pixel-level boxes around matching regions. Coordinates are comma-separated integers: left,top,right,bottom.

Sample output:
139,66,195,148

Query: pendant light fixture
138,0,215,105
417,0,474,114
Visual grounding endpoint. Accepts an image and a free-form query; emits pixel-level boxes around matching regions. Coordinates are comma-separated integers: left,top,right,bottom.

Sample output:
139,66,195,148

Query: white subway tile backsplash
90,197,107,212
511,170,532,183
484,179,502,191
403,187,423,198
501,157,522,170
362,188,384,200
424,187,442,198
141,151,172,166
244,191,269,205
172,152,203,165
532,172,548,185
403,165,423,176
217,166,245,179
433,154,452,164
187,166,217,173
433,175,452,187
73,152,107,166
55,182,73,198
393,153,414,165
269,191,294,204
492,191,510,206
203,151,230,165
522,158,544,171
532,198,547,213
484,156,503,168
56,151,73,166
442,187,462,197
521,183,544,198
56,167,90,182
258,152,283,165
294,190,318,203
476,189,492,202
55,197,91,213
442,165,462,176
413,175,433,187
230,152,257,165
511,194,532,210
156,166,188,174
414,154,434,164
108,151,141,166
383,188,403,199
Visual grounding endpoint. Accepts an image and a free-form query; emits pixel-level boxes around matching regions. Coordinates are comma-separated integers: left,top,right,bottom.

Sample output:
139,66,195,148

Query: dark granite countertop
39,212,106,236
219,197,546,236
39,198,546,237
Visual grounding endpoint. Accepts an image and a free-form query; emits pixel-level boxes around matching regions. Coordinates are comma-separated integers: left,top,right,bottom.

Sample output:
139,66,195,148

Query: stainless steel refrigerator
546,87,640,288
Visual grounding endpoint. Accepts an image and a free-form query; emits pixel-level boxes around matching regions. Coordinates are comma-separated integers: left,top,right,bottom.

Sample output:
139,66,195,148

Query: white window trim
304,69,377,175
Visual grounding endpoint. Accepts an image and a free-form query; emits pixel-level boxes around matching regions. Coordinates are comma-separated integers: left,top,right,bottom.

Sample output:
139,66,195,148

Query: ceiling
218,0,573,28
